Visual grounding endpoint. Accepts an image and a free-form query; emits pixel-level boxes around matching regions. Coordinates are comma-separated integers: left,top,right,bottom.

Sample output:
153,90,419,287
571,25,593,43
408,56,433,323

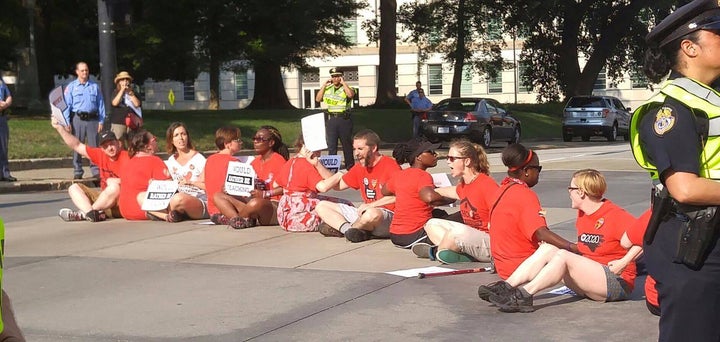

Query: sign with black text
141,180,179,211
224,161,256,196
319,155,342,173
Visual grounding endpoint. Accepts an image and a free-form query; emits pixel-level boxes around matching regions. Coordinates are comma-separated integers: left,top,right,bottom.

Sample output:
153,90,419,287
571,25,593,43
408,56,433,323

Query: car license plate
438,127,449,134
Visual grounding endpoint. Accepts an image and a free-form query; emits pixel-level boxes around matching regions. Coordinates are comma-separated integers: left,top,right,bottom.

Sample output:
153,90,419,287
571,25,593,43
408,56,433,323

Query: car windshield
567,97,606,108
436,100,478,111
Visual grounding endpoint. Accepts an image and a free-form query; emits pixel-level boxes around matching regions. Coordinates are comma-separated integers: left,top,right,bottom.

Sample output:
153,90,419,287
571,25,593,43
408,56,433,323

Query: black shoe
1,176,16,182
85,210,107,222
344,228,371,243
318,222,344,237
478,281,513,302
489,288,535,313
73,174,83,180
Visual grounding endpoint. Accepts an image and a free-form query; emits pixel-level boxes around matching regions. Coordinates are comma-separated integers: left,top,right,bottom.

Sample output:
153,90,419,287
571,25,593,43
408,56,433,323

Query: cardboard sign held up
49,86,68,126
319,155,342,173
141,180,179,211
224,161,256,197
301,113,328,152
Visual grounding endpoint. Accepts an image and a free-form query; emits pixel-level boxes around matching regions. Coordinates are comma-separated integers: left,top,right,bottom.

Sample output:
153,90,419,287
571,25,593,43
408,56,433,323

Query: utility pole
15,0,42,110
97,0,117,124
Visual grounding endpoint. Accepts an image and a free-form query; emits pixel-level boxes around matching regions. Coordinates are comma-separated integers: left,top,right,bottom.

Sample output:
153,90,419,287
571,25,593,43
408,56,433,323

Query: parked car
562,95,631,142
419,97,521,148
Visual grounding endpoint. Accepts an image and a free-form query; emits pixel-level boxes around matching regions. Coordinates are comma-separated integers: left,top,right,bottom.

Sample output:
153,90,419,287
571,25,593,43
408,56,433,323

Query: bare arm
341,79,354,98
111,88,123,106
534,227,578,253
664,170,720,205
419,186,457,206
316,172,344,193
608,245,643,275
0,95,11,111
315,83,329,103
52,118,88,157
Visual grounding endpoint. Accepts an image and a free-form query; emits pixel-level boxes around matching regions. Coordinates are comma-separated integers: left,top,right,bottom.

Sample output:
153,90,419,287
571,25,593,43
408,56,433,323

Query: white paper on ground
431,173,452,188
546,286,577,296
301,113,328,151
386,266,454,278
141,180,179,211
49,86,68,126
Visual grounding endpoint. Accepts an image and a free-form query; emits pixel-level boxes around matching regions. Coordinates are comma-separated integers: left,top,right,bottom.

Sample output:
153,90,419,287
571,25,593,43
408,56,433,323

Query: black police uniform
640,0,720,340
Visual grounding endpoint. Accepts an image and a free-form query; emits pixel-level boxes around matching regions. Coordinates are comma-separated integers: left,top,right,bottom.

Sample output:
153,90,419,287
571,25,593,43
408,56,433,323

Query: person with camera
110,71,142,146
315,67,355,170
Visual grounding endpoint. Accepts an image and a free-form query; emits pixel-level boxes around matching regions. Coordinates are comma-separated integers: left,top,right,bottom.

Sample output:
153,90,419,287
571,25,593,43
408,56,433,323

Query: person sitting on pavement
415,139,499,263
314,129,401,242
621,209,659,316
53,118,129,222
480,169,640,313
486,143,578,280
274,134,351,232
381,138,440,248
212,126,289,229
203,126,244,226
146,122,208,222
118,129,171,220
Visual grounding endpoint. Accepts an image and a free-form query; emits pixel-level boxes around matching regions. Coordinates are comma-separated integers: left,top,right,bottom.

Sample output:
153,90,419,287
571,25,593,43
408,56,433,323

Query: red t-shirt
627,209,658,306
275,157,323,192
575,200,637,290
489,178,548,279
342,156,400,210
119,155,170,220
456,173,498,232
204,153,238,215
86,147,129,189
250,152,286,200
385,168,434,235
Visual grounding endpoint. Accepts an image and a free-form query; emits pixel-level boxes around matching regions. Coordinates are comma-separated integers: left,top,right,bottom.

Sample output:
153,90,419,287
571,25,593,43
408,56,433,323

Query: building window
344,19,358,45
593,68,607,90
301,69,319,83
235,73,248,100
343,66,359,82
488,74,502,93
518,63,533,92
183,80,195,101
631,70,648,89
428,64,443,95
461,65,473,96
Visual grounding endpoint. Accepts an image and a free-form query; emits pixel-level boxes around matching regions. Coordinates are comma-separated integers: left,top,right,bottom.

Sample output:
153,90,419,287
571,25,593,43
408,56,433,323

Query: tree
375,0,399,107
398,0,506,98
0,1,26,71
504,0,683,102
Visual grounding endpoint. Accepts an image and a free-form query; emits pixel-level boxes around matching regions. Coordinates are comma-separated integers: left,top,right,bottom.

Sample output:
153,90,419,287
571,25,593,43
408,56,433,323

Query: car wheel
581,135,590,142
607,123,618,142
562,134,572,142
508,127,521,145
481,126,492,148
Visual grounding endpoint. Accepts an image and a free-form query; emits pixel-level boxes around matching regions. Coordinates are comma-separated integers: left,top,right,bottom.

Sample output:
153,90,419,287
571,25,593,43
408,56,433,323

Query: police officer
0,79,16,182
315,67,355,170
63,62,105,180
630,0,720,340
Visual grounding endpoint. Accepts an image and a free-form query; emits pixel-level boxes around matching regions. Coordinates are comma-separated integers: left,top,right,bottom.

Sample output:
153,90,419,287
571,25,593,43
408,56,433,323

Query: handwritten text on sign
224,161,256,196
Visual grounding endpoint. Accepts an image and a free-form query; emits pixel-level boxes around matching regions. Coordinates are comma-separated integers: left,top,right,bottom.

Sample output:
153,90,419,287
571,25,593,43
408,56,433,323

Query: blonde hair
572,169,606,199
449,139,490,175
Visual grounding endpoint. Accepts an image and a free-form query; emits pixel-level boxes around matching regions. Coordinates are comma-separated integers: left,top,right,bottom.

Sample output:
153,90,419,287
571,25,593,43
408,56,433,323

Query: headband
508,149,534,172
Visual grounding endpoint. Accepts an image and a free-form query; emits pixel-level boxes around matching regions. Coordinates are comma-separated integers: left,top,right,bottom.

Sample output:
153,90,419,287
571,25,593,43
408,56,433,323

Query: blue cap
647,0,720,47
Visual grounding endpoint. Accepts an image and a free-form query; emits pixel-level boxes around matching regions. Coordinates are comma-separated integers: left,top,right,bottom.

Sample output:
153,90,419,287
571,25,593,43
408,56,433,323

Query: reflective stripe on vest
630,77,720,180
323,85,349,113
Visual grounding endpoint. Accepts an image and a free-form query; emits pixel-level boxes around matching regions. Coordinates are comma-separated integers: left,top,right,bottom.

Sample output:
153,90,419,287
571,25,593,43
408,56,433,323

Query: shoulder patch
654,106,676,136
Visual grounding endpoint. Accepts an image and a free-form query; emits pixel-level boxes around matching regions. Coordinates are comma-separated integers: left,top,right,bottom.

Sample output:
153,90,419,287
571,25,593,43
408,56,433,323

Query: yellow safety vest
630,77,720,180
322,85,350,113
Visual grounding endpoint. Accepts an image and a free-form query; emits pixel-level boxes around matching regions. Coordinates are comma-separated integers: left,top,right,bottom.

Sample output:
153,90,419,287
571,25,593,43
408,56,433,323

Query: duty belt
73,111,99,120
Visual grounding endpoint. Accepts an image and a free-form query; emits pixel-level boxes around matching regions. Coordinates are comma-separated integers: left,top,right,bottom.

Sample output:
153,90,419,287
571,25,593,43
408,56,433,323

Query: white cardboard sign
141,180,179,211
49,86,68,126
301,113,328,152
224,161,256,196
319,155,342,173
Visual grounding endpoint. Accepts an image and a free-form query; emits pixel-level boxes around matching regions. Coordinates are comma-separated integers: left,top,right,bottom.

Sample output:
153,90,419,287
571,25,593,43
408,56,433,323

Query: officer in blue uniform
0,80,16,182
62,62,105,180
633,0,720,340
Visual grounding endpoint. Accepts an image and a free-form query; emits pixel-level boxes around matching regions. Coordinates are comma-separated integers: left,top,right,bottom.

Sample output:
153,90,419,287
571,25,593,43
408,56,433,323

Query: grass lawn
8,107,561,159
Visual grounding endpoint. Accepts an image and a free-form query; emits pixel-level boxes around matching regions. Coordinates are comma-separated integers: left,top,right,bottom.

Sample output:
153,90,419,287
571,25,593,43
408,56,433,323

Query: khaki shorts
337,203,392,238
77,183,122,218
425,218,491,262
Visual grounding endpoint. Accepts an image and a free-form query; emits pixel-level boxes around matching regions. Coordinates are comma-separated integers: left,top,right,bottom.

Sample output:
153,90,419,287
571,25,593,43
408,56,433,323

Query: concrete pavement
1,142,661,341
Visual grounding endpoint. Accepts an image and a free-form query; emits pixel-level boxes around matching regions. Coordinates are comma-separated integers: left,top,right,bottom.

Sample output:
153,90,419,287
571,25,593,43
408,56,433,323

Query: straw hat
114,71,133,84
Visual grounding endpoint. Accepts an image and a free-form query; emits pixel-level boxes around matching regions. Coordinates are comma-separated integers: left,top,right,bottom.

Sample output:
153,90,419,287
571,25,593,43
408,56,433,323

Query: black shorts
391,229,429,248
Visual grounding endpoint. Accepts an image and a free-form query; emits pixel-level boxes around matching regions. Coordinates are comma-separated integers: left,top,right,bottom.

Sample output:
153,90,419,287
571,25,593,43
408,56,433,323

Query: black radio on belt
72,111,99,121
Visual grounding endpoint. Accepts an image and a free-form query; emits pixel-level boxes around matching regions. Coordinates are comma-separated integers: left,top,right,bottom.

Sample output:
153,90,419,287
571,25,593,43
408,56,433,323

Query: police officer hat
329,68,343,76
647,0,720,47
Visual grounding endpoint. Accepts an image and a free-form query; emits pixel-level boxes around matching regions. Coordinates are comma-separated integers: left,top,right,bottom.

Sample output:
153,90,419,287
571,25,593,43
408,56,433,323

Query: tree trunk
450,0,466,97
375,0,398,107
208,53,220,110
246,61,294,110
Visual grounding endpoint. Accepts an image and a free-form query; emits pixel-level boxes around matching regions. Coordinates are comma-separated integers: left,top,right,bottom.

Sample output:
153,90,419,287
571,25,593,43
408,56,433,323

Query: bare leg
239,198,276,225
523,250,608,301
168,193,205,219
67,184,93,213
352,208,382,231
213,193,246,218
0,290,25,342
505,243,559,287
314,201,347,229
91,183,120,212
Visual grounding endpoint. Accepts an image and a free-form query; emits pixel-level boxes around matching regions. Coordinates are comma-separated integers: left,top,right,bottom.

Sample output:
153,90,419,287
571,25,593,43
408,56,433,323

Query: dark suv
562,95,631,142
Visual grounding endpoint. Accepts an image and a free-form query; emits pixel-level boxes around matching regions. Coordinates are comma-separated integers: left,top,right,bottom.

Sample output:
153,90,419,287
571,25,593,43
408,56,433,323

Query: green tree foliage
504,0,684,102
0,1,26,71
398,0,506,97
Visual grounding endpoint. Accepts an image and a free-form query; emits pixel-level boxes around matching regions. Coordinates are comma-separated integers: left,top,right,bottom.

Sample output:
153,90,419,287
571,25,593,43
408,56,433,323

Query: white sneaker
58,208,85,222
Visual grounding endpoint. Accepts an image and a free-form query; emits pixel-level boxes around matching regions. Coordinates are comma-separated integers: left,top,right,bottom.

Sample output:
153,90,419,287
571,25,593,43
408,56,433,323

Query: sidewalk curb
0,179,97,195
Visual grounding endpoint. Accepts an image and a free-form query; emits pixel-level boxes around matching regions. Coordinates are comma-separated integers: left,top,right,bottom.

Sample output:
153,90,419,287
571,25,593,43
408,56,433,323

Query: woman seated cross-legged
479,169,640,313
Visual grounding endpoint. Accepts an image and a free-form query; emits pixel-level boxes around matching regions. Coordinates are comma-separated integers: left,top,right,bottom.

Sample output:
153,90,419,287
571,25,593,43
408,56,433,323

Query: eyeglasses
567,187,580,191
524,165,543,172
232,138,242,143
253,136,271,142
447,156,467,162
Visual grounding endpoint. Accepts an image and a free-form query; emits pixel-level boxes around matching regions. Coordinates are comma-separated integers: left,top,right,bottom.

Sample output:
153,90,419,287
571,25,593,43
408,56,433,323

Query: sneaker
436,249,476,264
210,213,230,225
411,242,437,260
166,210,185,223
229,217,257,229
344,228,371,243
318,222,344,237
478,281,513,302
58,208,85,222
489,288,535,313
85,210,107,222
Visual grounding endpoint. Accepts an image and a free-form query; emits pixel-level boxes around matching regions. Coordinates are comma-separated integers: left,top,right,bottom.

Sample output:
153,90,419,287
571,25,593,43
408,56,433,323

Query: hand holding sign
141,180,179,211
224,161,256,196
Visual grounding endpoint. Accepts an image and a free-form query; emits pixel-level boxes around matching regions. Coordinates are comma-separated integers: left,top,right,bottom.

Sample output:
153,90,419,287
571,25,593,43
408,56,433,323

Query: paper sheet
431,173,452,187
49,86,68,126
546,286,577,296
385,266,454,278
301,113,328,151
